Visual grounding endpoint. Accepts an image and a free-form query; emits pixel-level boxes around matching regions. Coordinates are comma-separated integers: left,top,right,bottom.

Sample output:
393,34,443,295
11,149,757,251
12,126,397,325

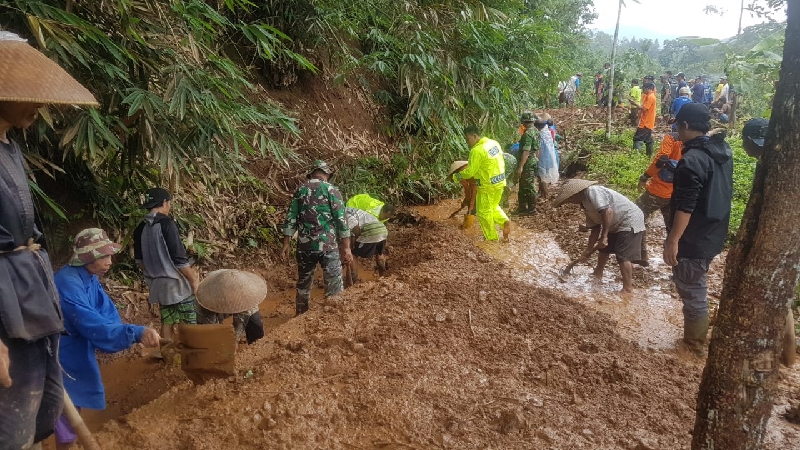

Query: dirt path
80,200,800,449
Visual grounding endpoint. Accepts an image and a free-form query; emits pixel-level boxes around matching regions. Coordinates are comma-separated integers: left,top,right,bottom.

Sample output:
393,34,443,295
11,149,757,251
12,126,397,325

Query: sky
588,0,776,42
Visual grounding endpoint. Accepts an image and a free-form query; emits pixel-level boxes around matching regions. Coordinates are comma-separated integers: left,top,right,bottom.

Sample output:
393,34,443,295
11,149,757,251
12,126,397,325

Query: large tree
692,1,800,448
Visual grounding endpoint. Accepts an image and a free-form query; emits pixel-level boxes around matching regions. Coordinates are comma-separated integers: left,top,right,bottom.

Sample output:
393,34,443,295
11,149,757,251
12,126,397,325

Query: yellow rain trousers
475,185,508,241
456,137,508,241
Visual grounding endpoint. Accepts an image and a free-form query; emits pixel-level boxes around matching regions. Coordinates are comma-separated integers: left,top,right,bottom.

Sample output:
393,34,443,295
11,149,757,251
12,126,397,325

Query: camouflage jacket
283,178,350,252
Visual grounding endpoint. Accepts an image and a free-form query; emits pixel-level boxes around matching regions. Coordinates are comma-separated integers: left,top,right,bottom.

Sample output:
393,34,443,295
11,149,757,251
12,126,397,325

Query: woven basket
195,269,267,314
0,38,98,106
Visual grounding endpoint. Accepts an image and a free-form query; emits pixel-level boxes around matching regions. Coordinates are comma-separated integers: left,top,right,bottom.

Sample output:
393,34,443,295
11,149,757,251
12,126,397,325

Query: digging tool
176,324,236,384
558,243,602,282
448,204,465,219
63,390,101,450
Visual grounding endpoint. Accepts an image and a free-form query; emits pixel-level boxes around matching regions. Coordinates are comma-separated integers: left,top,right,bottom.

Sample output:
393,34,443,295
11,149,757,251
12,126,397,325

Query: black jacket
670,132,734,259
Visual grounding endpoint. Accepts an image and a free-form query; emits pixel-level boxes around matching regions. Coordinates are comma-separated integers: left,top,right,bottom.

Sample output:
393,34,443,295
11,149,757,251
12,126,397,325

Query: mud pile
93,222,706,450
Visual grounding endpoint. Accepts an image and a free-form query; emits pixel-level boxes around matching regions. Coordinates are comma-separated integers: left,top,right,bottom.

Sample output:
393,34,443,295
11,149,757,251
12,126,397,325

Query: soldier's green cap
307,159,334,179
69,228,121,266
519,112,537,123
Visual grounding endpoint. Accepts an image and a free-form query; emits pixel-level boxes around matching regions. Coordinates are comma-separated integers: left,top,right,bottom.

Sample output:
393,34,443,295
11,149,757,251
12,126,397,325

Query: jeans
0,333,63,449
672,258,713,321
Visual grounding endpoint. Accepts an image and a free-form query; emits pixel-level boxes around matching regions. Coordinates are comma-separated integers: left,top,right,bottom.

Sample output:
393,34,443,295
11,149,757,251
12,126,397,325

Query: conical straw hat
0,32,99,106
553,179,598,207
448,160,468,177
196,269,267,314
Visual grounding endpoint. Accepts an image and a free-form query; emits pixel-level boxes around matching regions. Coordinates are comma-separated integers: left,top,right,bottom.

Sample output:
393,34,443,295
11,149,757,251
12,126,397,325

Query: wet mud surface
80,197,800,449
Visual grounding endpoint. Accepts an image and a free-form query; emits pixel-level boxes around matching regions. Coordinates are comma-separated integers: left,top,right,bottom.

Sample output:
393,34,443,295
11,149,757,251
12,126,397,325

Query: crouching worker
195,269,267,345
344,207,390,285
54,228,161,449
346,193,395,222
554,179,646,293
447,160,477,229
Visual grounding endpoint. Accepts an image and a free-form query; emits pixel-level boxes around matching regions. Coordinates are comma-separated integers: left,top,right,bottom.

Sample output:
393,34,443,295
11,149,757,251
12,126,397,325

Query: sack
655,155,678,183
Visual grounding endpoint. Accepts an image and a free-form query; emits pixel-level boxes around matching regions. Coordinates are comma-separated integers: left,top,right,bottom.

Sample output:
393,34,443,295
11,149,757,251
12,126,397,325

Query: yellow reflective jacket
346,194,385,220
456,137,506,189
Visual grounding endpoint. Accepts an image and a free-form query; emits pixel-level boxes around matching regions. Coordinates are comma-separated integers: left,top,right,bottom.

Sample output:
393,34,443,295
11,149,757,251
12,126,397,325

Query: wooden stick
63,390,102,450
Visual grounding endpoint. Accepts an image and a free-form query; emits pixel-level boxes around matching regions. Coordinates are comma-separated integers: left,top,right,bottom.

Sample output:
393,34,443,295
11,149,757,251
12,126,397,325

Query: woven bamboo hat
0,32,99,106
196,269,267,314
448,160,468,177
554,179,598,207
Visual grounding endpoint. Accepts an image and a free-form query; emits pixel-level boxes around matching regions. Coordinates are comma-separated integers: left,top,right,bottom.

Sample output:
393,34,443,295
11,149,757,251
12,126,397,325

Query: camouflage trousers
295,249,343,315
517,159,538,213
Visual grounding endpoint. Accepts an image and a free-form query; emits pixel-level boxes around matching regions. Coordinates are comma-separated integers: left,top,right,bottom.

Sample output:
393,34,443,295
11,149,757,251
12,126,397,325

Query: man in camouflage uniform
501,151,517,209
514,112,540,215
281,160,352,315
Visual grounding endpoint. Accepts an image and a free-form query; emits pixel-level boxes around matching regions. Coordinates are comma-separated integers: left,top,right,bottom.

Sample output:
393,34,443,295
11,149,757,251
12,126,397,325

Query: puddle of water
415,200,684,350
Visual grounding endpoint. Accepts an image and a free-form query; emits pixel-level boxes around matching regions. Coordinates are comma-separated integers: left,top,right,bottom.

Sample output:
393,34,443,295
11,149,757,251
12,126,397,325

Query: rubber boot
683,315,710,355
645,141,654,157
462,214,476,229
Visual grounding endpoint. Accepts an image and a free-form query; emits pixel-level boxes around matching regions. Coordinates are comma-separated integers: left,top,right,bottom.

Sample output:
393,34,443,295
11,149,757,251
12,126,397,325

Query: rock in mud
496,408,525,434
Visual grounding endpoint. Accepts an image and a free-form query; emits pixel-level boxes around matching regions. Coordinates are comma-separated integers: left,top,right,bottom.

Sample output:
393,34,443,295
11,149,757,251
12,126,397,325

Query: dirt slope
93,222,707,450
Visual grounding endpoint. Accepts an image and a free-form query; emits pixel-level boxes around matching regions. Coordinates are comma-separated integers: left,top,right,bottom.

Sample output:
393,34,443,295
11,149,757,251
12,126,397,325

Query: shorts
54,409,79,445
633,127,653,143
160,296,198,325
352,240,386,258
599,230,643,262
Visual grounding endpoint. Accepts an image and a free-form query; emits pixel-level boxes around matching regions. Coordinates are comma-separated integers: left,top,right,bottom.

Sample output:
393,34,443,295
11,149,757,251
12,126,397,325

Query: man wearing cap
515,112,540,215
282,160,352,315
676,72,687,90
0,31,100,447
631,82,657,156
457,126,510,241
53,229,161,449
134,188,200,341
554,179,646,293
670,87,693,131
742,118,768,159
346,193,395,222
663,103,733,353
713,76,729,103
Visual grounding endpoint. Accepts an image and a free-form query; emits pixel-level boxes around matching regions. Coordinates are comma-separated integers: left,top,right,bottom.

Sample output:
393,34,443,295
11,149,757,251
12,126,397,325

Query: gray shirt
0,139,63,339
133,212,193,306
582,185,646,234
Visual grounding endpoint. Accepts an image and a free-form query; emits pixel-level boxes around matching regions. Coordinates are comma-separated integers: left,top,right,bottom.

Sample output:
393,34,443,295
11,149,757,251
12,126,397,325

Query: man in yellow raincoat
454,126,510,242
346,194,395,222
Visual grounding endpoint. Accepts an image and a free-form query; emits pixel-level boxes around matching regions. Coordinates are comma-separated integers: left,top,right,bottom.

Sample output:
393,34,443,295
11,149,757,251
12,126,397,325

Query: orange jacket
645,133,683,199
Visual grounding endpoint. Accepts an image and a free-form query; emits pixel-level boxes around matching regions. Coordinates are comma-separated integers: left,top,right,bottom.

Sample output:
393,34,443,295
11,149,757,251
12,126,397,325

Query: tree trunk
606,0,622,139
692,2,800,449
738,0,745,39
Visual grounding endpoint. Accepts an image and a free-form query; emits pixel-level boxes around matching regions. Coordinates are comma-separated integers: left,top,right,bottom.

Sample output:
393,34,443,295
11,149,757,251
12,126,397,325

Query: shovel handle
63,390,102,450
159,338,174,346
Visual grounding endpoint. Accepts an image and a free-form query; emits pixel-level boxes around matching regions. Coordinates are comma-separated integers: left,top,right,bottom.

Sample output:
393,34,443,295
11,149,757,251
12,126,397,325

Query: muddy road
74,195,800,450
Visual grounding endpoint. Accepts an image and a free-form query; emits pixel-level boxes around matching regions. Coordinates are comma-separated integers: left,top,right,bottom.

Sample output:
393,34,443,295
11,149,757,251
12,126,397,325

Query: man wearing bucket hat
196,269,266,344
554,179,646,293
0,31,100,447
456,126,510,241
514,112,540,215
663,102,733,353
282,160,352,315
447,160,477,229
134,187,200,341
53,229,161,449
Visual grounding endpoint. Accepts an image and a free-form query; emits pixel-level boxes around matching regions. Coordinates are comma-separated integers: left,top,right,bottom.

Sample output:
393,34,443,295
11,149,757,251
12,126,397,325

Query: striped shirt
345,208,388,244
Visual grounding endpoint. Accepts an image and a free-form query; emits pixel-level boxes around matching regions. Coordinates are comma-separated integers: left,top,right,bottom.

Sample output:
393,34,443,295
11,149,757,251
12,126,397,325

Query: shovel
176,324,236,384
558,243,601,282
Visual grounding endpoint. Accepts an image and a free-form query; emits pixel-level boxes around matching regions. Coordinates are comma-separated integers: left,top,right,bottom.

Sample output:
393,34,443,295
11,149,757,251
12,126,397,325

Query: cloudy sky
588,0,777,41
